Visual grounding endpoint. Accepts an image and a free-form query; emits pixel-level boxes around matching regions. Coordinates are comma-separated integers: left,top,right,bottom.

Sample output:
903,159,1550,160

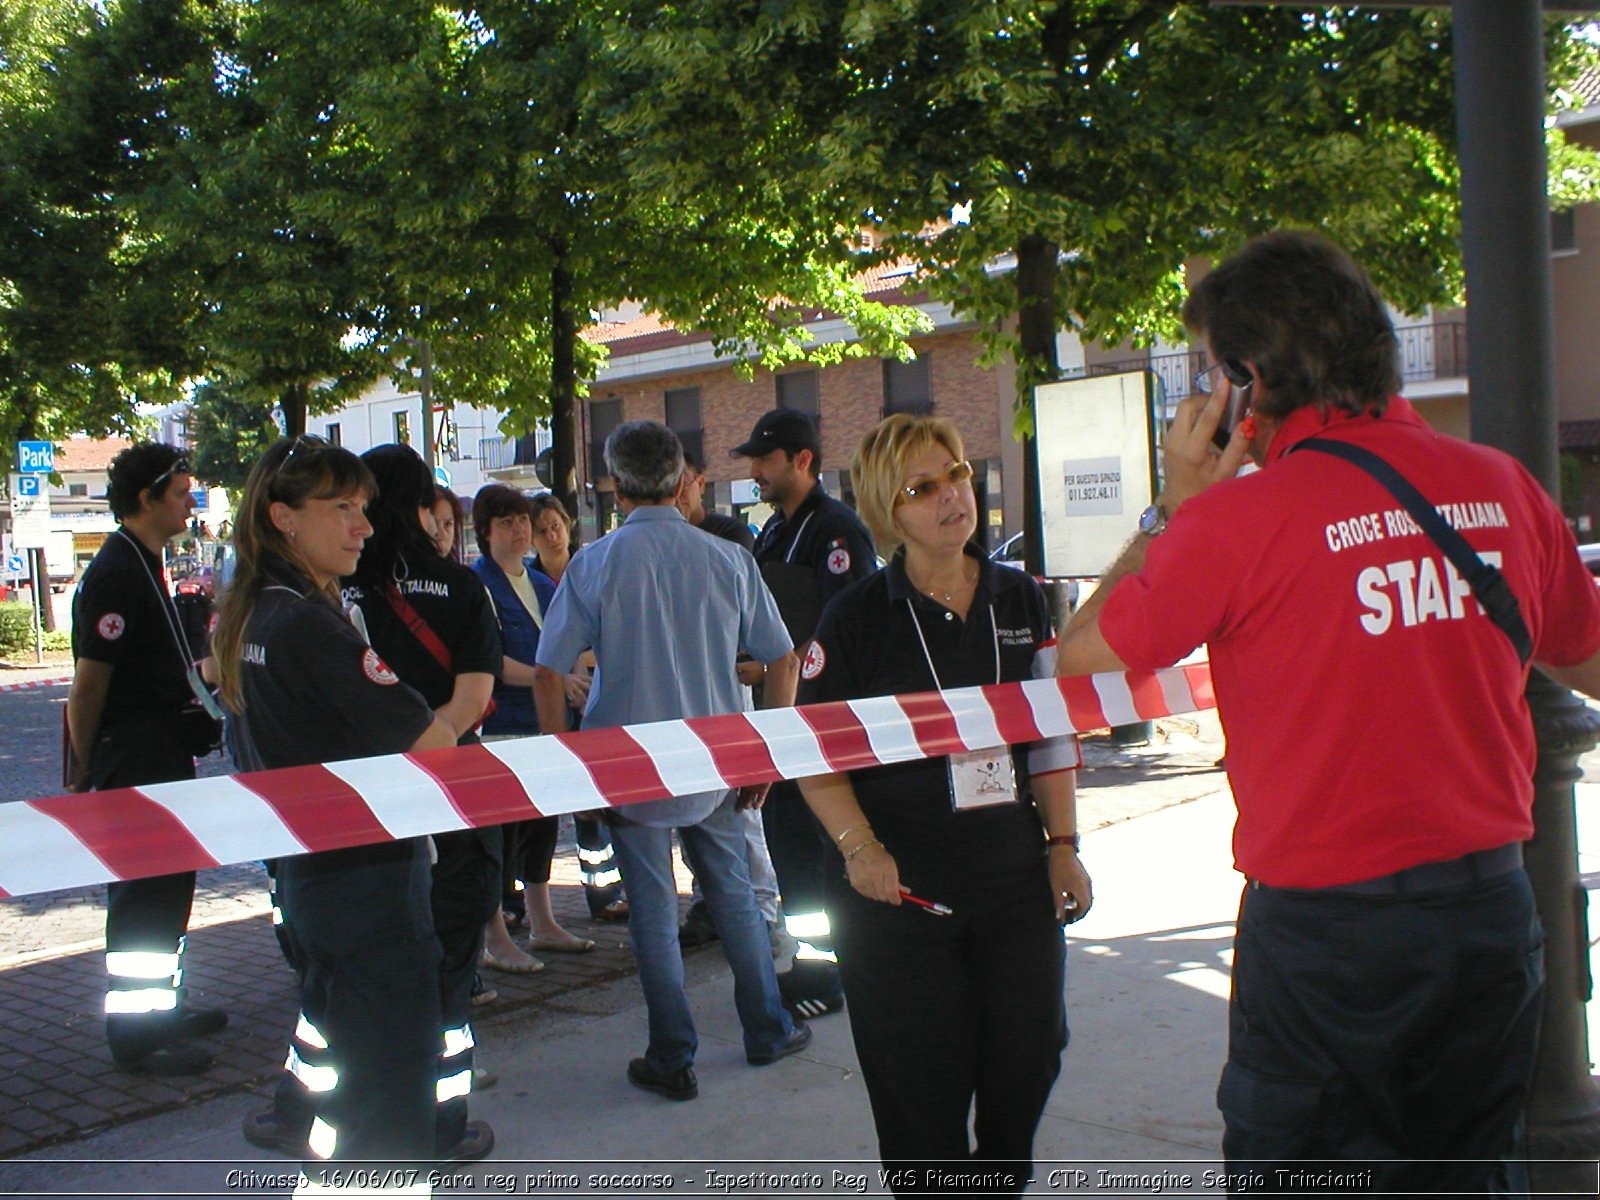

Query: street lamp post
1454,2,1600,1189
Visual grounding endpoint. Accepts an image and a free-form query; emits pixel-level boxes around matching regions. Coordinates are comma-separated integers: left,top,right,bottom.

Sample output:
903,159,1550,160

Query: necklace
911,558,976,604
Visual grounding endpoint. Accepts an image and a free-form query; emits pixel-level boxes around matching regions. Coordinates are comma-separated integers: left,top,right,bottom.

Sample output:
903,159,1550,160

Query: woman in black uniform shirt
797,415,1093,1196
345,444,501,1162
213,436,456,1173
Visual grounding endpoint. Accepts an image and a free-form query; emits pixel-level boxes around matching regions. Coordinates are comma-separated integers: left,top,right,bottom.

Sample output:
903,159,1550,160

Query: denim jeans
687,808,781,925
610,794,794,1072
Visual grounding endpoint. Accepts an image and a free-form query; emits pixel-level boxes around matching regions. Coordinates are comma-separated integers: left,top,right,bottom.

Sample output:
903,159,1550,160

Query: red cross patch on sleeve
801,640,827,680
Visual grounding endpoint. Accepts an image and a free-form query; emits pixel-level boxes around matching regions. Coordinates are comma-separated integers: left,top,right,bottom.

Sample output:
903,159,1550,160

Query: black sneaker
242,1109,310,1157
779,963,845,1020
677,901,719,947
627,1057,698,1101
175,1007,228,1039
115,1042,213,1076
438,1119,495,1162
747,1021,813,1066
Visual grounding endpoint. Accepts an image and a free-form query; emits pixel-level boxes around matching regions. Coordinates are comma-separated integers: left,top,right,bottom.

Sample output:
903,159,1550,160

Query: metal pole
28,549,42,665
1454,0,1600,1187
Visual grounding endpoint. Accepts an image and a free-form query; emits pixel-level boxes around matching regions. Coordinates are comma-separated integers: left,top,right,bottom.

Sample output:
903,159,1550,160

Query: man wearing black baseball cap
734,407,876,1019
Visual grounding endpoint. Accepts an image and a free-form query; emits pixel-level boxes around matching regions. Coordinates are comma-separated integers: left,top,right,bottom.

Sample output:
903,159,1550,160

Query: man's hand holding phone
1164,368,1255,511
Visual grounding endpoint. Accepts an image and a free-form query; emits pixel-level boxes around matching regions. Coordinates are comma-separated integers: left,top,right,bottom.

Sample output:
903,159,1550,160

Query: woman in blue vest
472,483,595,965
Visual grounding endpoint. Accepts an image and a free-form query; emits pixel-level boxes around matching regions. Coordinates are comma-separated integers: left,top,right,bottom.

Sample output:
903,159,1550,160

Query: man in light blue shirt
534,420,808,1101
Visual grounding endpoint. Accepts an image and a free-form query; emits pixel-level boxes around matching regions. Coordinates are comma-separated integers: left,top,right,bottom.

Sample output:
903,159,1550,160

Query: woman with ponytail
217,436,456,1181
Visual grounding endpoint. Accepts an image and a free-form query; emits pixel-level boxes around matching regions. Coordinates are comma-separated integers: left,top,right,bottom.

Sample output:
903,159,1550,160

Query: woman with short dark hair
471,484,594,963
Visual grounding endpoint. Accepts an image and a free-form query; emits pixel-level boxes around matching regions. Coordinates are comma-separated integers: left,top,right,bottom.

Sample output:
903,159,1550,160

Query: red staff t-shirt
1099,397,1600,887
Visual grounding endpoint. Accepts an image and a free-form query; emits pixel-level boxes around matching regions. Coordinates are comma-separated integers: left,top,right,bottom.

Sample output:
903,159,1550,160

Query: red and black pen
898,888,953,917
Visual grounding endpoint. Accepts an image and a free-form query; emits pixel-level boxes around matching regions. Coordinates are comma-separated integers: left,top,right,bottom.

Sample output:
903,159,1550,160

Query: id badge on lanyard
947,748,1018,810
905,595,1019,812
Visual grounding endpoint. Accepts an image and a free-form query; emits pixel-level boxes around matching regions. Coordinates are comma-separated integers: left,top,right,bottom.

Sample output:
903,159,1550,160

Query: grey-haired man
533,420,810,1100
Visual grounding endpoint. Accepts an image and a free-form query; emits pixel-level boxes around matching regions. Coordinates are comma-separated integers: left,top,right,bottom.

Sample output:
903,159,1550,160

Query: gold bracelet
843,837,883,863
835,821,873,844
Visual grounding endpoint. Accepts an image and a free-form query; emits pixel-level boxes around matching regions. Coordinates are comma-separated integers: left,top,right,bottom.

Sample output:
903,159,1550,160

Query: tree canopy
3,0,1596,502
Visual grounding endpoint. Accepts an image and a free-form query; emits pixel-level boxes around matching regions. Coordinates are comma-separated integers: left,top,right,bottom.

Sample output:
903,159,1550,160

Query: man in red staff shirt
1058,231,1600,1193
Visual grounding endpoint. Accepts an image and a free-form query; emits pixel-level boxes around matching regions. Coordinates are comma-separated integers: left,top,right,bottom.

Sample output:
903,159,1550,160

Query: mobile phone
1211,358,1254,451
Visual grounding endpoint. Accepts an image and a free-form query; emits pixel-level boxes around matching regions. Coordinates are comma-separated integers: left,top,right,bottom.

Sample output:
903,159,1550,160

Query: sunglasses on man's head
895,459,974,507
146,457,191,494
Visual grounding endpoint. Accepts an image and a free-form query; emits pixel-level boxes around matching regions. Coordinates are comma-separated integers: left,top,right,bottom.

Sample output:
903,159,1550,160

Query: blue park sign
16,442,53,474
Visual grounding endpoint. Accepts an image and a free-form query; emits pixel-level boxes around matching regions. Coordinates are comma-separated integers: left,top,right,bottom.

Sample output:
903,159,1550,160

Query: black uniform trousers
92,726,199,1063
500,816,559,916
430,826,500,1151
763,778,841,996
1219,867,1542,1196
828,857,1067,1197
575,814,625,915
273,840,441,1167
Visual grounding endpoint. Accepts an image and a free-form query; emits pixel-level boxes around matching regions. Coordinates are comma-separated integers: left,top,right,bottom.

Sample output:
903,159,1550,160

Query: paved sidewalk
0,712,1230,1164
2,723,1242,1198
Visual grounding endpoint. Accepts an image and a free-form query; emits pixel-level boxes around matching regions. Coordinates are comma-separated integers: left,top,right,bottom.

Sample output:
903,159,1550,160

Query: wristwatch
1137,503,1169,537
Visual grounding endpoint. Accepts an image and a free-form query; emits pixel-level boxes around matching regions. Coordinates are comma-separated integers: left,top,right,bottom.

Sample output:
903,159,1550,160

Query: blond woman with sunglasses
795,414,1091,1196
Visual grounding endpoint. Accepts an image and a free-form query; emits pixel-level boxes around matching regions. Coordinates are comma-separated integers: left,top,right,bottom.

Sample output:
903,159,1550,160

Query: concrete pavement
2,701,1599,1196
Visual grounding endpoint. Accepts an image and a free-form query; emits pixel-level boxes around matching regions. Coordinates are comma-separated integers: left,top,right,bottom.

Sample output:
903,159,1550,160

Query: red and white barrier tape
0,665,1214,900
0,673,73,694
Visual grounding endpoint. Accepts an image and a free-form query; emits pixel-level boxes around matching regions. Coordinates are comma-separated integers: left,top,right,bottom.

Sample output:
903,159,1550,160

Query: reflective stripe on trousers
104,939,184,1015
578,844,622,890
437,1023,475,1104
785,910,838,963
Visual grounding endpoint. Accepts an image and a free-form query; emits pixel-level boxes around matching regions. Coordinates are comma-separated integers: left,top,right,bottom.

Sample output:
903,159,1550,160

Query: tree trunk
1015,233,1062,576
548,250,580,520
280,382,308,438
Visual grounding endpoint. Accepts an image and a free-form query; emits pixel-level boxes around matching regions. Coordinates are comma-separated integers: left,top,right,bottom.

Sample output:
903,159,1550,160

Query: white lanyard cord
905,598,1000,692
782,512,816,564
117,529,197,673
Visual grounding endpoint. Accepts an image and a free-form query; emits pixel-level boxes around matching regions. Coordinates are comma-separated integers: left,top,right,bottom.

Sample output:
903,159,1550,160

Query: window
1552,209,1578,256
776,371,820,424
665,387,703,467
590,397,623,479
68,483,88,497
883,354,932,416
393,411,411,445
325,423,342,447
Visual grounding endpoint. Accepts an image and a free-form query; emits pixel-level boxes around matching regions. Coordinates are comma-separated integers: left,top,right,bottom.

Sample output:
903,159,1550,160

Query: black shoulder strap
1296,437,1532,663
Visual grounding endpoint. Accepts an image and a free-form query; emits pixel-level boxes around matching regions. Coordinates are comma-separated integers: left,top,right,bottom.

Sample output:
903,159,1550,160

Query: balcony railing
1066,320,1468,400
479,426,553,472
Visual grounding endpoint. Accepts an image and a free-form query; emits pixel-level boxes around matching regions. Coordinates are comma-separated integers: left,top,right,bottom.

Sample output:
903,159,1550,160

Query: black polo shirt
341,551,502,718
697,510,755,551
236,561,437,915
752,483,876,644
234,561,436,774
797,546,1054,883
72,528,191,733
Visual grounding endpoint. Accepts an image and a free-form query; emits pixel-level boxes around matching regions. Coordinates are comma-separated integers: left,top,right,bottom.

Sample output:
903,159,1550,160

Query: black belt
1252,842,1523,897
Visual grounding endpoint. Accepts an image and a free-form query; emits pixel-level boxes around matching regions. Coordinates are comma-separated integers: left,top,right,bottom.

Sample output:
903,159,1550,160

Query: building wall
587,327,1004,486
1553,126,1600,428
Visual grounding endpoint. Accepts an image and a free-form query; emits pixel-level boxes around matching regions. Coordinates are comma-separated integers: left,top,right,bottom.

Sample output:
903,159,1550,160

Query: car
1579,543,1600,577
989,532,1080,606
175,565,215,598
991,531,1025,573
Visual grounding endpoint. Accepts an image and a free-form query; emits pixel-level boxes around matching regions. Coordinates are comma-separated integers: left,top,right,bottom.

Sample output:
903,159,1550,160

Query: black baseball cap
732,408,820,459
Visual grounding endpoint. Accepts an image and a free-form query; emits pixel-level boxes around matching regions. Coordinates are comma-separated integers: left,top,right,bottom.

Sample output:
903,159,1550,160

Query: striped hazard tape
0,664,1214,900
0,673,73,694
